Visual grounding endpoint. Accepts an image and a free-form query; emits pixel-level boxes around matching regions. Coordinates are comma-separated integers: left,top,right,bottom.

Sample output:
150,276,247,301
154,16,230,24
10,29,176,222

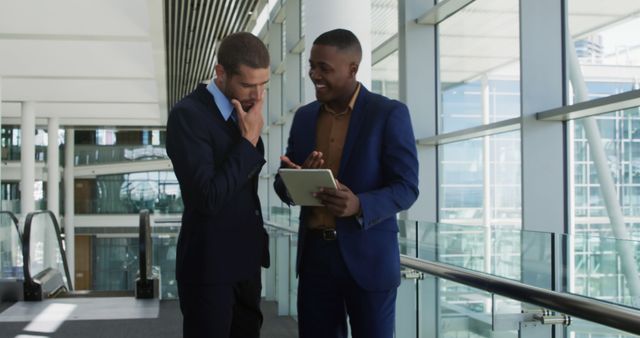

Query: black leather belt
307,228,337,241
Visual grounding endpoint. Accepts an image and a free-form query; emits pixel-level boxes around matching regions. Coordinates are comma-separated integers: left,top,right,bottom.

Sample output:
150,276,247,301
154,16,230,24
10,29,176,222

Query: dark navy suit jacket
167,84,269,284
274,85,419,291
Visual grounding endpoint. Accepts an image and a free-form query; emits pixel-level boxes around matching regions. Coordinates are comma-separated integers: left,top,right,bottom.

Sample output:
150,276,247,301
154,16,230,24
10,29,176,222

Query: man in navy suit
274,29,419,338
166,32,270,338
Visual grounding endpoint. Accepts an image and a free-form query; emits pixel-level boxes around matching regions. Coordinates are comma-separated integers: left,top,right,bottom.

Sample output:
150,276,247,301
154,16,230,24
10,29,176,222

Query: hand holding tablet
278,168,337,206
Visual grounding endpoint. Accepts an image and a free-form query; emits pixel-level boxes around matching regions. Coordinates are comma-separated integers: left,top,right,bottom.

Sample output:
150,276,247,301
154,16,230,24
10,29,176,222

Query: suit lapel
338,87,368,179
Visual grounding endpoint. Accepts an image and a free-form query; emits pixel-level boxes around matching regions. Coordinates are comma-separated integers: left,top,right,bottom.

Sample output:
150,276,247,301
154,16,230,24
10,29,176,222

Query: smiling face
215,63,270,111
308,44,359,109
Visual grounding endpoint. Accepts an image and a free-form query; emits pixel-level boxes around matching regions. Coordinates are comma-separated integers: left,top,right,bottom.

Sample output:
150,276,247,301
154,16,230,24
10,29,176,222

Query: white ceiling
0,0,167,127
439,0,640,85
3,0,637,128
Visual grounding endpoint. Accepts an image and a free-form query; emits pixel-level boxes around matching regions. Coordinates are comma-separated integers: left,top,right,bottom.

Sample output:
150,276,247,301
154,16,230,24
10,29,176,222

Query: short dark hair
313,29,362,59
217,32,270,75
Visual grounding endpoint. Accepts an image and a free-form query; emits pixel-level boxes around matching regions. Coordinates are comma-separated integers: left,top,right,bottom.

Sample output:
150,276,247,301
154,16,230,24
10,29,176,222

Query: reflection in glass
152,223,180,299
74,171,183,215
568,1,640,103
27,214,67,288
571,109,640,310
567,0,640,314
438,0,520,133
438,278,518,338
372,51,399,100
371,0,398,49
439,131,521,227
74,144,168,166
0,213,22,279
0,125,58,162
568,318,640,338
92,237,138,292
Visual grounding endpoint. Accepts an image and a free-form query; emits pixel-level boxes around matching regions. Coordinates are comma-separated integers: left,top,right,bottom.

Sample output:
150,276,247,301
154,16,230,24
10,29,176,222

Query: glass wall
567,0,640,104
1,125,58,162
74,128,167,166
570,108,640,309
436,0,522,230
0,212,22,279
372,51,399,100
73,229,178,299
75,170,182,215
371,0,398,48
438,0,520,133
371,1,400,112
439,132,521,227
567,0,640,313
92,237,138,291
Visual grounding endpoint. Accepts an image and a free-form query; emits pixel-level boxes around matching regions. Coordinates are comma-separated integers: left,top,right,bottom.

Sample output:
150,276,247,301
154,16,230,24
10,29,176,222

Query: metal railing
262,220,640,336
400,255,640,336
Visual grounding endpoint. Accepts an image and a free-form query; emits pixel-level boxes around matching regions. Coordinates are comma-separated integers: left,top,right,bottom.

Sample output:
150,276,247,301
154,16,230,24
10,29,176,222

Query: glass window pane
372,51,399,100
438,0,520,133
570,106,640,310
371,0,398,49
567,1,640,105
439,131,522,227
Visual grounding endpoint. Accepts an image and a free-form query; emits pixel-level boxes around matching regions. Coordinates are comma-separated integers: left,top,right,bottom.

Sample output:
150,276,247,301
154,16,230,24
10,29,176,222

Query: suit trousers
178,272,263,338
298,234,397,338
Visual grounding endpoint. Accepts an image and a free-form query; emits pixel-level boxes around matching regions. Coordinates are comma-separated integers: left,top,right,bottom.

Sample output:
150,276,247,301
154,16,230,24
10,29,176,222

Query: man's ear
214,64,226,82
350,62,359,77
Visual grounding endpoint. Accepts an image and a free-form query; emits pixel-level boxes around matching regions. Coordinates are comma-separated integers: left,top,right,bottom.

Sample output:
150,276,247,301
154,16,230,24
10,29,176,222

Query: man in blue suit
274,29,419,338
166,32,270,338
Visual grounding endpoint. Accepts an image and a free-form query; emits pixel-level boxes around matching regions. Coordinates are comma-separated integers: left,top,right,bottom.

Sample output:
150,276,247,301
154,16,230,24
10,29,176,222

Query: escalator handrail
263,220,640,336
22,210,73,291
139,209,152,281
400,255,640,336
0,210,21,246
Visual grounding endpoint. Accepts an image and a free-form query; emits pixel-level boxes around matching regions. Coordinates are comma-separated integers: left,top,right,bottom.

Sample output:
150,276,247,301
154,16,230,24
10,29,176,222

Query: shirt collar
206,80,235,121
324,83,361,116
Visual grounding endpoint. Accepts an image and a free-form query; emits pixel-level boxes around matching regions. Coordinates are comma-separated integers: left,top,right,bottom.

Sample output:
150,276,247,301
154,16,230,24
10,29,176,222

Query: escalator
0,210,176,338
21,210,157,300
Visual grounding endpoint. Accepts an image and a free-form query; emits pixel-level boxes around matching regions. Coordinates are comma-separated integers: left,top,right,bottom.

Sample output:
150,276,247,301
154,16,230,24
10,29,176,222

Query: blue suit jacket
167,84,269,284
274,85,419,291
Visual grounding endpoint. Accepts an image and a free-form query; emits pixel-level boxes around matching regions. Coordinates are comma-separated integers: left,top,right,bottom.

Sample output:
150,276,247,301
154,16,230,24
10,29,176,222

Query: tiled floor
0,299,298,338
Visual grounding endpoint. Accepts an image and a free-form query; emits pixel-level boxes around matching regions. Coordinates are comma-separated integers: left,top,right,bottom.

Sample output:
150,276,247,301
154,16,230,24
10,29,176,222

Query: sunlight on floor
23,303,76,333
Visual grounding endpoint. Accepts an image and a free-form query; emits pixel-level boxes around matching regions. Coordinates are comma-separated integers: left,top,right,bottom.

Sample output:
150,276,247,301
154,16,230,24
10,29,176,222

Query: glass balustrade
566,232,640,309
74,197,183,215
23,211,72,298
0,199,47,215
150,219,179,300
0,212,22,280
74,144,169,166
62,206,640,337
0,145,48,162
261,214,640,337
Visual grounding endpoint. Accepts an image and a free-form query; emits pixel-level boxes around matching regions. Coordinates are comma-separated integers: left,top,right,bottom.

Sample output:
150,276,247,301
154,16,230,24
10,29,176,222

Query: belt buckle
322,229,337,241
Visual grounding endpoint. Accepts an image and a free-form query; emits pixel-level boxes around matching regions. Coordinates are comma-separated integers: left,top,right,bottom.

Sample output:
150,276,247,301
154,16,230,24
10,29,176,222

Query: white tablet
278,168,337,206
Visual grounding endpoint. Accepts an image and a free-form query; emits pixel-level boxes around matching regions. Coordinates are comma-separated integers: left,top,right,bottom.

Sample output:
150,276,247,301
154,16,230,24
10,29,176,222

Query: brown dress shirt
308,84,361,230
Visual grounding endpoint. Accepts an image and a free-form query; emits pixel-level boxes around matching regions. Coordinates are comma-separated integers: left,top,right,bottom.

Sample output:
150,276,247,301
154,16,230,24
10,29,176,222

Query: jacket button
255,210,260,216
